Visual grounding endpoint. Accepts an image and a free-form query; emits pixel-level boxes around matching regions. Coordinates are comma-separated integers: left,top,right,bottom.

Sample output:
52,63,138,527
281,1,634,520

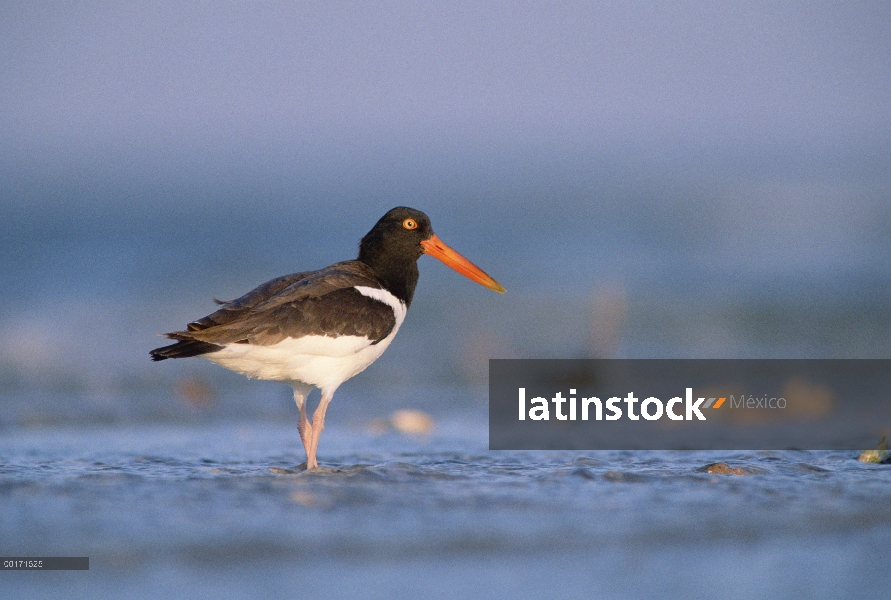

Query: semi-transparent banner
489,360,891,450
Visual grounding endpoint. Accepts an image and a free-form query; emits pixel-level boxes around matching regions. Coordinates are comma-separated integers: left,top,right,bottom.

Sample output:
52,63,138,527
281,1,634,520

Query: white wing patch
354,285,407,329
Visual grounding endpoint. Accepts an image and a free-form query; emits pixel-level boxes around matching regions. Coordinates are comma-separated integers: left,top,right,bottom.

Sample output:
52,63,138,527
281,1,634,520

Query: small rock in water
858,436,889,464
390,409,435,435
699,462,747,475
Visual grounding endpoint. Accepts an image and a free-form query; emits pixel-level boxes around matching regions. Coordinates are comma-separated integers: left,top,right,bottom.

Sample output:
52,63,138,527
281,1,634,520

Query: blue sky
3,1,889,190
0,2,889,394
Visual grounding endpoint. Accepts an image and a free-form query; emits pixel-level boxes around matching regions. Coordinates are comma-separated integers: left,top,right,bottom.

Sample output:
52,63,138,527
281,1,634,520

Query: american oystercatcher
150,207,505,469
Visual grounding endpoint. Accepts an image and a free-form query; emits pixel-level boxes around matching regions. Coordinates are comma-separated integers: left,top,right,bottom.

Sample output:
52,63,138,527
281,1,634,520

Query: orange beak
420,234,506,294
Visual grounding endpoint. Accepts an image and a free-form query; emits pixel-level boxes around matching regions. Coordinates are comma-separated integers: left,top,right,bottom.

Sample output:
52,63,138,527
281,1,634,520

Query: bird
150,207,505,469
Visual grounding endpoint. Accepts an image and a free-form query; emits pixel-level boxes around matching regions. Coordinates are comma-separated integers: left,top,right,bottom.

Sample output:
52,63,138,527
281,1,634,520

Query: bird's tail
150,335,225,361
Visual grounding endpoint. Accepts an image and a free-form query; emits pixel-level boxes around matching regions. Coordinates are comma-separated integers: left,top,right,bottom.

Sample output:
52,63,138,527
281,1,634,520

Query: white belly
204,330,396,390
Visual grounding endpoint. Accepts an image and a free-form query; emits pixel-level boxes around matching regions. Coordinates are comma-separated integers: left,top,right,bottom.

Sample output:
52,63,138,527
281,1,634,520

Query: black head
359,207,434,265
358,206,505,306
357,207,433,305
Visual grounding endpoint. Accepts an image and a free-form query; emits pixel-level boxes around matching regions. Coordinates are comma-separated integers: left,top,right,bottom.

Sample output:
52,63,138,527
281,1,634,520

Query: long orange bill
420,234,506,293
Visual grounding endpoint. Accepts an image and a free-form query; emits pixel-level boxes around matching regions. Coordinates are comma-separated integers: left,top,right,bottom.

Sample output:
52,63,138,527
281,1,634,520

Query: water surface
3,407,889,599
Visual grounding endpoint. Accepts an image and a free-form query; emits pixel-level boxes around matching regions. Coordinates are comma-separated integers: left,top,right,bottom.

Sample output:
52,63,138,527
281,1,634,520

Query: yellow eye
402,218,418,230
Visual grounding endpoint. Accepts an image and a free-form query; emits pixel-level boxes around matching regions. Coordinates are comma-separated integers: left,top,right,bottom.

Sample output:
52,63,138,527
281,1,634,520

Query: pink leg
306,391,333,469
292,385,313,462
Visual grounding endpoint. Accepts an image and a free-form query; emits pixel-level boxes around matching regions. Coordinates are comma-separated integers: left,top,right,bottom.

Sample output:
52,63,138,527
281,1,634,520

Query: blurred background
1,1,889,427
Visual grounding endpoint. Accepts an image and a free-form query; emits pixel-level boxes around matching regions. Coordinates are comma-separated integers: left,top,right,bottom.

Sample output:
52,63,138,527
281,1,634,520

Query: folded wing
150,261,396,360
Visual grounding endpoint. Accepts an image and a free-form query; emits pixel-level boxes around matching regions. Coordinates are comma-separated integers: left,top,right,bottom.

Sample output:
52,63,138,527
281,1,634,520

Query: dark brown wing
150,261,397,360
186,271,314,332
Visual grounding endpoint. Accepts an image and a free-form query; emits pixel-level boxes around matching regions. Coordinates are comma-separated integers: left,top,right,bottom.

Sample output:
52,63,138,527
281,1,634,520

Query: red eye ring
403,218,418,230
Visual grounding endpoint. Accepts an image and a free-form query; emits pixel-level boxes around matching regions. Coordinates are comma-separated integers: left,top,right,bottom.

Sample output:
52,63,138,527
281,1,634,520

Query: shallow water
2,411,889,599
